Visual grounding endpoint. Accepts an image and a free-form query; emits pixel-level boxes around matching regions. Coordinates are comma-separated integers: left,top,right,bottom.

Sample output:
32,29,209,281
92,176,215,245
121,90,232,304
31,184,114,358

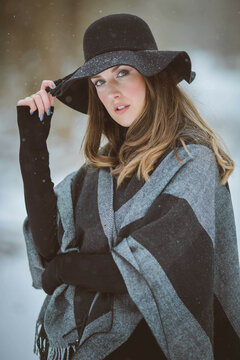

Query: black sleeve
17,105,60,261
17,106,127,292
46,251,128,294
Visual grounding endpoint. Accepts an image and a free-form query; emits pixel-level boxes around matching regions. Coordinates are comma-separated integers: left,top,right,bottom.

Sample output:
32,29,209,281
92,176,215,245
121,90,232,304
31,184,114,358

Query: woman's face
90,65,146,127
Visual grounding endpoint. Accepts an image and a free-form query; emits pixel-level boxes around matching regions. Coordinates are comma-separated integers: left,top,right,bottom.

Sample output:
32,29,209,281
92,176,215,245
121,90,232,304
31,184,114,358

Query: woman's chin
111,115,136,128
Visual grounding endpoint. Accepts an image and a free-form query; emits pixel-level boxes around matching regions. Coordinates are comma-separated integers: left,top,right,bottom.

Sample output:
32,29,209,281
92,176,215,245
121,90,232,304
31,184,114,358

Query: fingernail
51,83,56,89
39,114,44,121
46,108,51,116
30,111,34,115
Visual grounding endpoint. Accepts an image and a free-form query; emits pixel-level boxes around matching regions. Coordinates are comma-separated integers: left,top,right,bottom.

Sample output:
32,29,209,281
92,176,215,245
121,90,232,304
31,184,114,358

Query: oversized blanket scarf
22,144,240,360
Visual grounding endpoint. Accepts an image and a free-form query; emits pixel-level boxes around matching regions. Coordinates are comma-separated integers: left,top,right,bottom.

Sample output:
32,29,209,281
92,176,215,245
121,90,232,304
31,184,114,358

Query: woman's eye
93,69,129,87
94,79,104,87
117,69,129,77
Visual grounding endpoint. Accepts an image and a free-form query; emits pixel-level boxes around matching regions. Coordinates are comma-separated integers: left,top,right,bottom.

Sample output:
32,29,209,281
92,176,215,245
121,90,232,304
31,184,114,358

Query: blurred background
0,0,239,359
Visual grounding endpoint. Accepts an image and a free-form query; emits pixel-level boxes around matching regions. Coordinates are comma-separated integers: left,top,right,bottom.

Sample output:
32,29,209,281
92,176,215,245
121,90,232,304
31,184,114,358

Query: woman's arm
42,252,128,295
17,105,60,261
18,107,127,294
17,98,128,293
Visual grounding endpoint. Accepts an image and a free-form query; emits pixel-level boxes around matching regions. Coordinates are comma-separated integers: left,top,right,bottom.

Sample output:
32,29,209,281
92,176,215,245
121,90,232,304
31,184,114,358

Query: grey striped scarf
22,144,240,359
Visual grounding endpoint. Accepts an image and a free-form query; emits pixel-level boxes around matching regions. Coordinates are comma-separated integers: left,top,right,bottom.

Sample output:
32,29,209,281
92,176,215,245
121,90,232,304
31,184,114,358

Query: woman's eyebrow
91,65,121,79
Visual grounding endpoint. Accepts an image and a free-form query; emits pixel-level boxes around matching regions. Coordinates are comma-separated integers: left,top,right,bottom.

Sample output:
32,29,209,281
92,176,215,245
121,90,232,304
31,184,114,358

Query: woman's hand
17,80,56,121
42,256,63,295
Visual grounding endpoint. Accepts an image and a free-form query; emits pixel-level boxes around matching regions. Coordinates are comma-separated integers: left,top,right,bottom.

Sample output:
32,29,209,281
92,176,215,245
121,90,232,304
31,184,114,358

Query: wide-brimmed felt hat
48,13,196,114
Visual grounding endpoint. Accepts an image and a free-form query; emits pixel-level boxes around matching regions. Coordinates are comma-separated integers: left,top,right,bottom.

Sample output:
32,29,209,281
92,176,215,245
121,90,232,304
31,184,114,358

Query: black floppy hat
48,13,196,114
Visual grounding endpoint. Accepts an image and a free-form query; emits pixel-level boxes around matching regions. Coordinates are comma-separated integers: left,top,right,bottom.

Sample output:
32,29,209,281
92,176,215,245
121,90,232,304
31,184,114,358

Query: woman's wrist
17,105,54,151
17,104,54,118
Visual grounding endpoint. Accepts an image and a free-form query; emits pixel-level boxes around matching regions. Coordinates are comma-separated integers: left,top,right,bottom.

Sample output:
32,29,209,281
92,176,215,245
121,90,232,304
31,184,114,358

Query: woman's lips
114,105,130,114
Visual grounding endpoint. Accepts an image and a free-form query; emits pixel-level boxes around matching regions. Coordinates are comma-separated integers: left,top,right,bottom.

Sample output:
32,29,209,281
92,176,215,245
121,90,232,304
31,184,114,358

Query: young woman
17,13,240,360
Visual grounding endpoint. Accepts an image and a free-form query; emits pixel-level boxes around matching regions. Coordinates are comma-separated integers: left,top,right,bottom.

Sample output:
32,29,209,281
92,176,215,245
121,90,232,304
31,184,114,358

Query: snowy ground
0,50,239,359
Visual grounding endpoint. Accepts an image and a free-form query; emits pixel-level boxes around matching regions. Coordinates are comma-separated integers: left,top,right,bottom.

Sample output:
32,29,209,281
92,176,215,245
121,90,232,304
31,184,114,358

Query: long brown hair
82,67,234,188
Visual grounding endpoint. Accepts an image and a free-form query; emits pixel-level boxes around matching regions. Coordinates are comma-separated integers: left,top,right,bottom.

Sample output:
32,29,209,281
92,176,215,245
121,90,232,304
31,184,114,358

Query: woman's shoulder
157,141,216,169
182,142,215,159
173,139,215,163
158,142,219,185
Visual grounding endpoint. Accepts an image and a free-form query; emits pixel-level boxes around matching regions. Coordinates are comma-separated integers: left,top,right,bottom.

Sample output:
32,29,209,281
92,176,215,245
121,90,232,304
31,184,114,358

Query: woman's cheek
97,92,107,106
100,94,112,113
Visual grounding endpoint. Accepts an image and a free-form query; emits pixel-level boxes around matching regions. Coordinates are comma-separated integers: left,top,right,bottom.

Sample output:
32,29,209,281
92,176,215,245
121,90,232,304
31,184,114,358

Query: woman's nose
107,82,121,99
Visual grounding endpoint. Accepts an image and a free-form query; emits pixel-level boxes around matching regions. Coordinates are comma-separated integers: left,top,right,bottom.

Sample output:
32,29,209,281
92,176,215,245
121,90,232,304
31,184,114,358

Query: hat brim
49,50,196,114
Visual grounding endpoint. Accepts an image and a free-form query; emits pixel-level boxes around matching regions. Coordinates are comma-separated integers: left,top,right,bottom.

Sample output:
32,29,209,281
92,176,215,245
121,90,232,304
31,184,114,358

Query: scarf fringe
34,321,78,360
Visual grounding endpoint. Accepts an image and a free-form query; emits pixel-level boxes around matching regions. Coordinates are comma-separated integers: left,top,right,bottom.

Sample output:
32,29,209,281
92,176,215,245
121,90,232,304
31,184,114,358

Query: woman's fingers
40,79,56,92
49,93,56,107
17,79,57,120
39,80,57,117
41,79,57,106
17,96,37,114
33,93,46,120
36,89,51,118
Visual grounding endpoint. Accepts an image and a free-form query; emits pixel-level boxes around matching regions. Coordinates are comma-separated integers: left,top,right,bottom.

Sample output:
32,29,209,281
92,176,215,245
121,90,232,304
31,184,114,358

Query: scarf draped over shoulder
22,144,240,360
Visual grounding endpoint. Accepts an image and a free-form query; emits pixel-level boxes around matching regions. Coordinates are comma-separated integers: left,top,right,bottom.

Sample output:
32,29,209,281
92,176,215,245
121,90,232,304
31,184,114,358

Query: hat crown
83,13,158,62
